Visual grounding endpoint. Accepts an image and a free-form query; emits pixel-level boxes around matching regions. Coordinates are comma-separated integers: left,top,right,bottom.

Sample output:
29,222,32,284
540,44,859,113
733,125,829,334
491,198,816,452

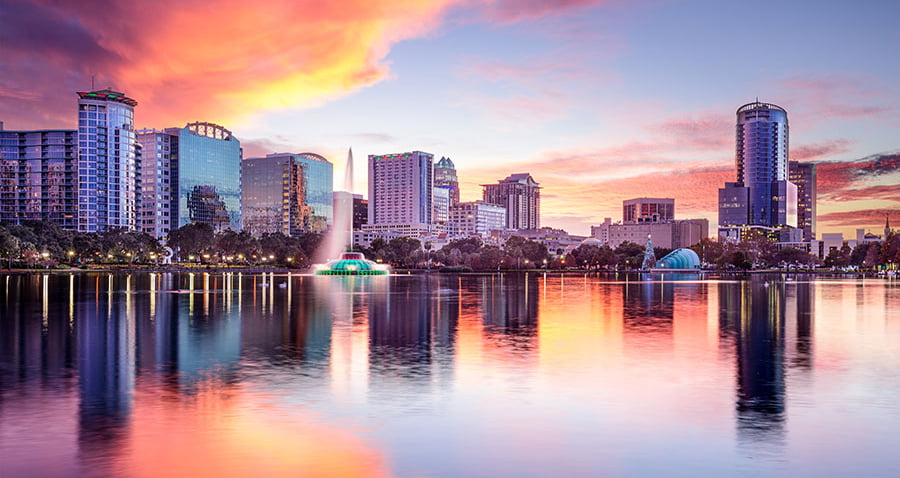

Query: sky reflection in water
1,272,899,477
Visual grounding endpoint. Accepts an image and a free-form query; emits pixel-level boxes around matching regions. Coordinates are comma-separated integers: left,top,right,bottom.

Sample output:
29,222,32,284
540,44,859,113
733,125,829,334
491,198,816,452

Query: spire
886,213,892,239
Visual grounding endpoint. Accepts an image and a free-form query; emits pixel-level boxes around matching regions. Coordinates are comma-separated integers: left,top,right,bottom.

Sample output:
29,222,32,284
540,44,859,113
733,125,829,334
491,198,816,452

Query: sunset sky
1,0,898,237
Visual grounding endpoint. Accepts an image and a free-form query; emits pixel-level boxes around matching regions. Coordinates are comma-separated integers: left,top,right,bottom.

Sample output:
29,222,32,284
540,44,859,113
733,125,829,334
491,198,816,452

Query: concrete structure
789,161,817,241
174,122,242,232
623,198,674,223
0,126,78,228
718,101,798,240
483,173,540,230
136,129,178,239
434,156,460,206
368,151,433,230
242,154,307,237
448,200,506,237
591,198,708,249
76,89,138,232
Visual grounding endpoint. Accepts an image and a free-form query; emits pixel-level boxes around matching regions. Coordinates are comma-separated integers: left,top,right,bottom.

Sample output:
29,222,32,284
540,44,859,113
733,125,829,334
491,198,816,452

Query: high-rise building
242,154,306,236
433,187,450,226
623,198,675,224
295,153,333,232
136,129,179,239
0,125,78,228
449,201,506,237
789,161,817,241
172,122,242,232
434,156,460,206
482,173,540,231
368,151,433,228
718,101,797,240
76,89,138,232
353,194,368,230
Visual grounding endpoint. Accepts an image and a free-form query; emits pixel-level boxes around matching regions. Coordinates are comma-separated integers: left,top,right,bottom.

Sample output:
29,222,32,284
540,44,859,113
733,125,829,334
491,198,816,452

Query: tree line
0,221,321,269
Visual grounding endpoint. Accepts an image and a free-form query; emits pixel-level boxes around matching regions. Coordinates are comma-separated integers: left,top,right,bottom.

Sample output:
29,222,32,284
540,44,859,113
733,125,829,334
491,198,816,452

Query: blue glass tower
719,101,797,239
170,122,242,231
76,89,138,232
295,152,333,232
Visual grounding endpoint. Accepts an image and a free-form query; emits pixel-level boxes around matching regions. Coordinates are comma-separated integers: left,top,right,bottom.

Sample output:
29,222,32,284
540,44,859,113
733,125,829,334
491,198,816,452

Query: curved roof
736,101,786,114
581,237,603,246
656,248,701,270
297,152,330,163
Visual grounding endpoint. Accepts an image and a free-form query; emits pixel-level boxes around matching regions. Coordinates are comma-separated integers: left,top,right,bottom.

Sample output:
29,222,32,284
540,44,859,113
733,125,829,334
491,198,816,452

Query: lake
1,272,899,477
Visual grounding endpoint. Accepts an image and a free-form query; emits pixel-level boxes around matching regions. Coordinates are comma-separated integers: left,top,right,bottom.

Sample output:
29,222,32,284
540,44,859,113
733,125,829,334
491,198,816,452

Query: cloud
817,209,899,228
0,0,462,129
791,139,852,161
477,0,610,24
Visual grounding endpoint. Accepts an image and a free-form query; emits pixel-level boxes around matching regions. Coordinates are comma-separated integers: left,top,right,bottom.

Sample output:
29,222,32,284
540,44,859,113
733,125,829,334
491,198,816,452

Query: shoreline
1,267,891,279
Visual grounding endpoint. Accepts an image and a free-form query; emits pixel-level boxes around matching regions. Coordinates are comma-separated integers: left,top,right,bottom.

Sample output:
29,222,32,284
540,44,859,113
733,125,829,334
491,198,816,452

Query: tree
773,247,814,268
168,223,215,258
691,238,724,266
615,241,644,269
0,227,21,269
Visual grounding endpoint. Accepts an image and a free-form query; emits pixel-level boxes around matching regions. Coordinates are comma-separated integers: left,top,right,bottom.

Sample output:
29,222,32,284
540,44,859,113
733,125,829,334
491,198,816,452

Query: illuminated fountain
314,148,390,276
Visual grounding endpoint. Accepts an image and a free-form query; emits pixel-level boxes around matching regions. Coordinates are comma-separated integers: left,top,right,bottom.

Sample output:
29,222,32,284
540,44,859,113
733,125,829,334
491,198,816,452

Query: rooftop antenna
91,73,95,90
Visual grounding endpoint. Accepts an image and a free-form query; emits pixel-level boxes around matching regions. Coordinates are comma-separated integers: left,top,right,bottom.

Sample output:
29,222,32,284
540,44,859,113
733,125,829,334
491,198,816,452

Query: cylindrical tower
735,101,793,227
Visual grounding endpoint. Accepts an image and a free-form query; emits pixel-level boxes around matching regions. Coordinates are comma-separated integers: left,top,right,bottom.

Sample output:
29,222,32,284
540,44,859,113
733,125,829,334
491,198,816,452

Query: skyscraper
242,152,332,236
0,125,78,228
295,152,334,232
434,156,460,206
482,173,540,230
136,129,178,239
718,101,797,240
368,151,434,228
173,122,242,232
789,161,817,241
242,154,307,236
76,89,138,232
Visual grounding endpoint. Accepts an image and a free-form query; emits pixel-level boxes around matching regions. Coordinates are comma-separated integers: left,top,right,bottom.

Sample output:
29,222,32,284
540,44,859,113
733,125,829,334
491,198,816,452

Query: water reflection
718,276,815,451
1,272,899,477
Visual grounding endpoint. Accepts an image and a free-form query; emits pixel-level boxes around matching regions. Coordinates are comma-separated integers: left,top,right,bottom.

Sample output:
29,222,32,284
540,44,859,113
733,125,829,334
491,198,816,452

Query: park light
41,251,49,259
268,254,274,260
126,252,132,257
68,250,75,257
203,254,210,259
287,257,293,262
107,254,113,259
188,255,195,261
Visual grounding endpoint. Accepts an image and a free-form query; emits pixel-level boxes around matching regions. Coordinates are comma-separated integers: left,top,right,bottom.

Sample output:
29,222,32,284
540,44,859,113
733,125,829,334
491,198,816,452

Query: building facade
76,89,138,232
242,154,306,236
0,126,78,228
136,129,179,239
434,156,460,206
623,198,675,224
296,152,333,232
482,173,540,231
789,161,817,241
173,122,241,232
718,101,797,239
368,151,434,229
433,187,450,226
449,201,506,237
353,194,368,230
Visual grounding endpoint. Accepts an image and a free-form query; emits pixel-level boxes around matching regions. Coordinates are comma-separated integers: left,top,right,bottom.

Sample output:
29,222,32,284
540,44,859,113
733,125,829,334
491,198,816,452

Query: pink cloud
478,0,611,24
791,139,852,161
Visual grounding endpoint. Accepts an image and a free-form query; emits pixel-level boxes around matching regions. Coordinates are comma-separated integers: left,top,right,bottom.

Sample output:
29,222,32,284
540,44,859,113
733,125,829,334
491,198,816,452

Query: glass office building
296,153,333,232
77,89,138,232
242,154,306,237
719,101,798,239
0,125,78,228
172,122,241,231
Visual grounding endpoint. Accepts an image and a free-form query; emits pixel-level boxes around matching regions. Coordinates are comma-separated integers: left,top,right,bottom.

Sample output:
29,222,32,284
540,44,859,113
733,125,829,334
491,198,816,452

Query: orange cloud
2,0,462,128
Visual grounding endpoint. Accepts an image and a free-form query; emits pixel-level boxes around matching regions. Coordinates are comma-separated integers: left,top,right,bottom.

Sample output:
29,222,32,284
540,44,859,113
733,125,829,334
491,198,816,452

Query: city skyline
2,0,899,237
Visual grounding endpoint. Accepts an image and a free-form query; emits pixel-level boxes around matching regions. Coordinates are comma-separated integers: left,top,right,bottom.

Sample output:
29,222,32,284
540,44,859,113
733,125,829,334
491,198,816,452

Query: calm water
1,272,899,477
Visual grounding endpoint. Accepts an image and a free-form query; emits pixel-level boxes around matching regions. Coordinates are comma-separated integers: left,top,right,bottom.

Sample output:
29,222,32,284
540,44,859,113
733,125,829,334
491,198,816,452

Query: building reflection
719,276,815,448
479,273,538,356
622,276,675,337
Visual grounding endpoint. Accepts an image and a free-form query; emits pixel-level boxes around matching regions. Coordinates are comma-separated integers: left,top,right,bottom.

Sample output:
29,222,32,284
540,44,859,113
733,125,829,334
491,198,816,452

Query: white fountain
314,148,388,275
